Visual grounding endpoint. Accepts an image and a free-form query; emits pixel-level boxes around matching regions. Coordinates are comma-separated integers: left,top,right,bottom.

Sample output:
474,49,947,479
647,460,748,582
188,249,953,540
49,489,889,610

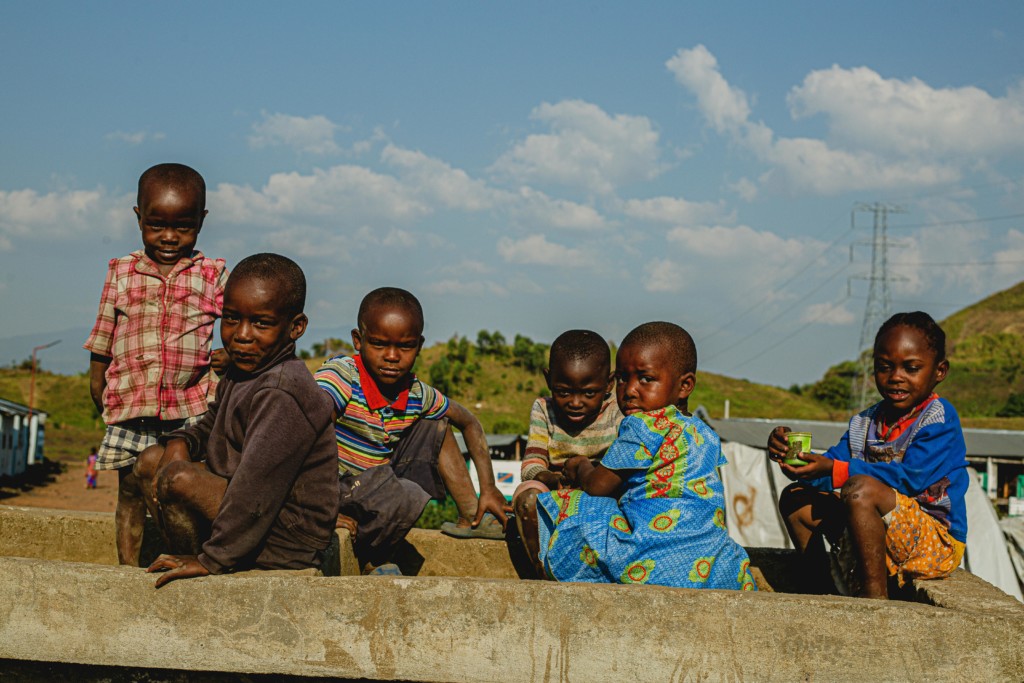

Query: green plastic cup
784,432,811,466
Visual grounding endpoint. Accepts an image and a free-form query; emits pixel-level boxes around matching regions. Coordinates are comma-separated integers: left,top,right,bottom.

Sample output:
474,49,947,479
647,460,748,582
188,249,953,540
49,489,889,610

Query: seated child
511,330,622,555
84,162,227,566
511,321,756,590
314,287,508,572
139,254,339,587
767,311,968,599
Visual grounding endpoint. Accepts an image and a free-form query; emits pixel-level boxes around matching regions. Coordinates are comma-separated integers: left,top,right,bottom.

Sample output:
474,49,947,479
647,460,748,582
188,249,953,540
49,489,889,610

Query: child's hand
778,451,834,481
335,513,358,538
563,456,592,486
767,426,790,463
475,486,509,529
210,348,230,376
536,470,563,491
147,554,211,588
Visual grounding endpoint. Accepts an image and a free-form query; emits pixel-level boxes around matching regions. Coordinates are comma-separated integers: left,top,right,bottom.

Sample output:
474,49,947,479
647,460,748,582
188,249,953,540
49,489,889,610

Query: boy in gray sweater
137,253,339,586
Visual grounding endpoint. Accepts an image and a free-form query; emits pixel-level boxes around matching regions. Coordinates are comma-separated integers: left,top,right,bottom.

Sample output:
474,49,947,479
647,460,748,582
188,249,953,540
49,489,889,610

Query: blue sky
1,3,1022,386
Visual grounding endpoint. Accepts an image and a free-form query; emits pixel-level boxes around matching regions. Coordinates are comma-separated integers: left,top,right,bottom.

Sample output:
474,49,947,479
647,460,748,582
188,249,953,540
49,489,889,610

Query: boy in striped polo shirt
315,287,507,572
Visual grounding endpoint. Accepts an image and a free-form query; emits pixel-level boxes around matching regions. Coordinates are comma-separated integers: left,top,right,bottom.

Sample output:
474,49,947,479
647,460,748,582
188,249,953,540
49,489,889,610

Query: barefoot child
767,311,968,599
314,287,507,572
512,322,756,590
85,447,98,490
140,254,339,587
84,163,227,565
510,330,622,568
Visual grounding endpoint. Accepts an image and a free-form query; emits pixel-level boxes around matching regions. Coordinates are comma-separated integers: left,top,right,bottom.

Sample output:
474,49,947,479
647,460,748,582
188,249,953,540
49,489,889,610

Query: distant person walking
85,447,98,489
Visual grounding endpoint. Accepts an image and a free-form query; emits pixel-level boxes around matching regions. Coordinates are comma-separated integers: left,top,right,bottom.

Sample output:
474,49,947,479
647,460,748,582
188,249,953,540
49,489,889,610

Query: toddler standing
84,163,227,565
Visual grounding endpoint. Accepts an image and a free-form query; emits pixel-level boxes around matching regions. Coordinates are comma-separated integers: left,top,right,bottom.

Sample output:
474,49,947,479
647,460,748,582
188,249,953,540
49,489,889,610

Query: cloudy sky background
1,3,1022,386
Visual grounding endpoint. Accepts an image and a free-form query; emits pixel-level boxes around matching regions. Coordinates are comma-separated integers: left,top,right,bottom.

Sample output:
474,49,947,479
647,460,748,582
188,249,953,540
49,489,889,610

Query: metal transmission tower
849,202,907,410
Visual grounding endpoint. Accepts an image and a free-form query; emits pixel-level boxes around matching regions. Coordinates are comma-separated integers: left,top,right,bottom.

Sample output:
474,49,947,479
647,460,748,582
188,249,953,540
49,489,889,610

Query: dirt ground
0,456,116,513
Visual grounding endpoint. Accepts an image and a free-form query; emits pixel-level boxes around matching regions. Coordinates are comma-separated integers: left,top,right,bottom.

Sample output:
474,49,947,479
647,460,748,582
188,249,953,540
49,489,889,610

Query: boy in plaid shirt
84,163,227,566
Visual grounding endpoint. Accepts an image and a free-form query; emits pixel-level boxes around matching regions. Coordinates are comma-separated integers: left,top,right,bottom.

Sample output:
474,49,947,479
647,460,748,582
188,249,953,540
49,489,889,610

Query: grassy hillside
0,369,104,461
807,279,1024,429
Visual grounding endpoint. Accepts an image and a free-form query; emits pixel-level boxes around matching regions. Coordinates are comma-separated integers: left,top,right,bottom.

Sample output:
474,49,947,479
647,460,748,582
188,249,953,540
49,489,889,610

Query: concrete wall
0,505,1022,682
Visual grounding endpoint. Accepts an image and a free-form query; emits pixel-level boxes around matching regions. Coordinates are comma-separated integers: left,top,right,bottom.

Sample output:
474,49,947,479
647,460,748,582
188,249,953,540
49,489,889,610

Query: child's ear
605,370,615,395
289,313,308,341
543,368,552,389
417,335,425,353
350,328,362,352
676,372,697,402
134,206,142,225
935,359,949,384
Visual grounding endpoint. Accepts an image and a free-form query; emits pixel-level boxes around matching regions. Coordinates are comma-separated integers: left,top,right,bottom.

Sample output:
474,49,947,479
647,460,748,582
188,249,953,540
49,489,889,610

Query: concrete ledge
0,555,1022,682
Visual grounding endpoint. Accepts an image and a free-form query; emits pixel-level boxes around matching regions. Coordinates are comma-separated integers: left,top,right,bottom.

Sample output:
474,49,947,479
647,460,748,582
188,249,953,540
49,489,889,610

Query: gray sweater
171,344,339,573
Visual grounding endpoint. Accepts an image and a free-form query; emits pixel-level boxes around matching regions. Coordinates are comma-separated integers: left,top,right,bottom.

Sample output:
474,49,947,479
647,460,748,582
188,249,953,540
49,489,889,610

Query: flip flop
366,563,403,576
440,512,505,540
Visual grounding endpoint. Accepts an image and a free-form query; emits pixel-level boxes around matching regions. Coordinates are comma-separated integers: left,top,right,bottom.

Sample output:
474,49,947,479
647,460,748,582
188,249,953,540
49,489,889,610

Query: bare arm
564,456,624,498
445,399,509,526
89,353,111,418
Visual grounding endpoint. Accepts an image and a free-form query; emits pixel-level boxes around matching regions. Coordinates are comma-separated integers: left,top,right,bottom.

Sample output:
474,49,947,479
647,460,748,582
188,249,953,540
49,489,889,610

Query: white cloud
211,165,430,227
666,45,751,134
729,178,758,201
491,99,664,194
644,258,686,292
801,301,855,325
666,223,814,261
666,45,971,195
354,225,418,248
497,234,590,267
507,186,608,231
622,195,728,226
105,130,165,145
249,112,343,155
381,144,497,211
788,66,1024,158
0,188,125,244
438,259,490,276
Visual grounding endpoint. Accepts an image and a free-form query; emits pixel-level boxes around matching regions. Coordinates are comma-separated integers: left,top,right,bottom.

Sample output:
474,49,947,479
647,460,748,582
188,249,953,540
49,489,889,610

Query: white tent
720,442,1023,601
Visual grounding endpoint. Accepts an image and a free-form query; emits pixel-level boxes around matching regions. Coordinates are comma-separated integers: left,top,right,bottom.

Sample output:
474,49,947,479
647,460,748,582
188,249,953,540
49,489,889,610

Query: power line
887,211,1024,231
723,293,853,373
702,263,851,364
697,210,853,345
888,258,1024,267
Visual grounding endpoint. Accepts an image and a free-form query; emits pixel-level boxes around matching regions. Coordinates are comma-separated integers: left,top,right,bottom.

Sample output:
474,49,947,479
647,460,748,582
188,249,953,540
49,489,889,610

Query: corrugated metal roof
704,415,1024,458
0,397,47,418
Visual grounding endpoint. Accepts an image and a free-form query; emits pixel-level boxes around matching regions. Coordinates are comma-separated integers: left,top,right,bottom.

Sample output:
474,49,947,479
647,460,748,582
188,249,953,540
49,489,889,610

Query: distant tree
512,334,548,372
476,330,494,355
997,392,1024,418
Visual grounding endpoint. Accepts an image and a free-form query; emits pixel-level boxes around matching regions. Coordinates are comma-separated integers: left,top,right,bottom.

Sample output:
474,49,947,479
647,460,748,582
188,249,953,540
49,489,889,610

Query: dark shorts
252,523,325,571
338,417,449,563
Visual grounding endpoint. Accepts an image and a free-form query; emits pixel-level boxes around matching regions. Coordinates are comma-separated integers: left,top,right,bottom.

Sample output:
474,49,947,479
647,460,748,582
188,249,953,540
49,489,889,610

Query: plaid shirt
84,250,227,424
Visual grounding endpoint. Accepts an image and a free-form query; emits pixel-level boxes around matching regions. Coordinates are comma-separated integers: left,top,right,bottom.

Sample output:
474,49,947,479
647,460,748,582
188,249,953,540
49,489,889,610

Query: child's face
351,305,423,391
615,341,695,416
221,277,305,374
873,324,947,416
545,357,612,430
135,185,206,270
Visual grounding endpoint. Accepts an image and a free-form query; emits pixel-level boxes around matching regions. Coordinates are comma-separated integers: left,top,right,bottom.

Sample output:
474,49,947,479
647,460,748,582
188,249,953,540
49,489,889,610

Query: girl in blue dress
511,321,756,590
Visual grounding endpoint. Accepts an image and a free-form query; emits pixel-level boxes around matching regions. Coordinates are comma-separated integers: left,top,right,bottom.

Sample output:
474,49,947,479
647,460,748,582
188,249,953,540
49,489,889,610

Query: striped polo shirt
521,395,623,481
314,354,449,476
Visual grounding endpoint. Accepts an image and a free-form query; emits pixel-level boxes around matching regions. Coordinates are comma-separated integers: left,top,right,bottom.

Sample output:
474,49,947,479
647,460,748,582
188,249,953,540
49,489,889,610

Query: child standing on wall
84,163,227,566
511,321,756,590
510,330,622,567
767,311,968,599
314,287,508,573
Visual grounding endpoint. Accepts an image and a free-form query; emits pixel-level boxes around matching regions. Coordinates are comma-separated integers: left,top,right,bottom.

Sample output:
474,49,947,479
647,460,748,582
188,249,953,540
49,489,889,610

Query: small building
0,398,48,478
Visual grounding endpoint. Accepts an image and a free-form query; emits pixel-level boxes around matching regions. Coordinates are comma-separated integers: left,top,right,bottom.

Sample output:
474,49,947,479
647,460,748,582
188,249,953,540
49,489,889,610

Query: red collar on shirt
354,354,411,411
877,393,938,442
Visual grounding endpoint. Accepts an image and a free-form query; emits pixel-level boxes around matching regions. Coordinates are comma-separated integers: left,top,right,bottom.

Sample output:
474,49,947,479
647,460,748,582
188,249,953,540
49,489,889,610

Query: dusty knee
513,489,539,518
155,460,198,504
133,444,165,482
840,475,886,507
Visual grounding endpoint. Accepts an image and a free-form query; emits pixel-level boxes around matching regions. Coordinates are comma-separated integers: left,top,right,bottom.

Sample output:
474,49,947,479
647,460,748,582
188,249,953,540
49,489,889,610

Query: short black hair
358,287,424,335
549,329,611,373
620,321,697,375
137,163,206,209
875,311,946,361
229,253,306,317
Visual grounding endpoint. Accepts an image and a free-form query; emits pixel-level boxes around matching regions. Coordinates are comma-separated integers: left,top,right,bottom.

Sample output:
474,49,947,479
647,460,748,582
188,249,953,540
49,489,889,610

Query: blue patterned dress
537,406,756,590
